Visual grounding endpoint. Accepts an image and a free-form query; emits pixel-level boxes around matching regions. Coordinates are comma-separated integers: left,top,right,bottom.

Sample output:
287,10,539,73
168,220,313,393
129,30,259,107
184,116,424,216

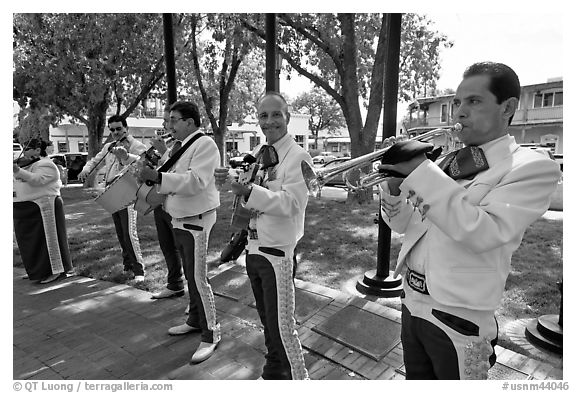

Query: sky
281,12,564,98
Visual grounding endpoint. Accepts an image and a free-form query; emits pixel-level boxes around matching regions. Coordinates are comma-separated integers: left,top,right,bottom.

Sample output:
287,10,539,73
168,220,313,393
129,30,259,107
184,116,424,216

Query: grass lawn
13,183,563,362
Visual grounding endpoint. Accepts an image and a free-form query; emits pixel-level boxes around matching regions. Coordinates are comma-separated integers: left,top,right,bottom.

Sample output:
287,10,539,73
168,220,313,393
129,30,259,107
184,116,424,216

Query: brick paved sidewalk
13,262,562,381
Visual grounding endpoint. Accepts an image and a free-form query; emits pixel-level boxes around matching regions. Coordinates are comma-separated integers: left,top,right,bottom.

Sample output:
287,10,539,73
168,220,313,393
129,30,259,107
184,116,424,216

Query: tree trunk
84,101,108,187
338,14,388,205
213,124,226,166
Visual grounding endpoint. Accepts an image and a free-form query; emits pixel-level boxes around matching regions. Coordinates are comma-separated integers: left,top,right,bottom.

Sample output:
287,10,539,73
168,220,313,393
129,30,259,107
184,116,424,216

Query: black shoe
39,273,66,284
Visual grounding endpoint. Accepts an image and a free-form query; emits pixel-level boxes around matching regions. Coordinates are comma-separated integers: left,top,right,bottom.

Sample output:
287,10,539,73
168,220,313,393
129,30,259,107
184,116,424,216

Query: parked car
65,152,88,182
49,154,69,185
229,152,252,169
321,157,350,187
554,154,563,172
312,154,337,166
13,142,23,160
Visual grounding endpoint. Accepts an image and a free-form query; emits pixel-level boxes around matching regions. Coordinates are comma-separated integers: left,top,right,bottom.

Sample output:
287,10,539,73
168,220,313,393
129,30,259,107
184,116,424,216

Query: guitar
230,162,260,230
134,181,166,215
133,133,206,215
133,146,165,215
229,146,279,230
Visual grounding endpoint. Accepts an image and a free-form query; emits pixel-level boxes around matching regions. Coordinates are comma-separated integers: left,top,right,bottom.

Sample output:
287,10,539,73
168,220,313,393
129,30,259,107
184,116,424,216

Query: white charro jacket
13,157,61,202
158,130,220,219
380,135,561,310
244,133,313,248
83,135,147,184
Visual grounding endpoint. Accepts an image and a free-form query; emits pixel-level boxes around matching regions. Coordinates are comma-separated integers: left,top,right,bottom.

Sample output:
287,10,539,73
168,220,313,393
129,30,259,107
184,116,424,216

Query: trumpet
301,123,463,195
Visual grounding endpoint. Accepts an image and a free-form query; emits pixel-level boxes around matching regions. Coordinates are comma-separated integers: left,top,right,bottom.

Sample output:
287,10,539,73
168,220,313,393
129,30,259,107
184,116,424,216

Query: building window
249,136,261,151
294,135,304,148
331,145,339,153
534,91,563,108
554,92,563,106
57,142,68,153
78,142,88,152
441,104,448,123
542,93,554,107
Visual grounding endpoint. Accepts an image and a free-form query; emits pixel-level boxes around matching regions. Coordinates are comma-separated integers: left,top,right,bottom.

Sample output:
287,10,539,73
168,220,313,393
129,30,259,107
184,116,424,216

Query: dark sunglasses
109,126,124,132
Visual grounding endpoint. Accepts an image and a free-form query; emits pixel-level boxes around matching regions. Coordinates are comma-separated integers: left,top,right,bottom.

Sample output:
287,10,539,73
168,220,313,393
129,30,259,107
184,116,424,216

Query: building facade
48,108,311,165
403,78,563,154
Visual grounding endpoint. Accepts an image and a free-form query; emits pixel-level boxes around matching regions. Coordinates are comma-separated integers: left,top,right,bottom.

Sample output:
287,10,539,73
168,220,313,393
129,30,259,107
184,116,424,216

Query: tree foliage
242,14,450,148
241,13,451,202
291,88,346,149
399,14,454,100
173,13,264,163
13,13,166,159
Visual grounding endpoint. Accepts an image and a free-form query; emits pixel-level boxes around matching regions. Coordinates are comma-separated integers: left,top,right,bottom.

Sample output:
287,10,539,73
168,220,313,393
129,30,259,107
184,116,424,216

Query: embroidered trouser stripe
172,212,220,343
34,195,64,274
402,285,498,380
248,246,309,380
126,205,143,265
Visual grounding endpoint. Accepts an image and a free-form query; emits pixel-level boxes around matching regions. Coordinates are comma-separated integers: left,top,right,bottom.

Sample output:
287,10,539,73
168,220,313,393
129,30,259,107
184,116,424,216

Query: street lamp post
356,13,403,298
265,14,280,93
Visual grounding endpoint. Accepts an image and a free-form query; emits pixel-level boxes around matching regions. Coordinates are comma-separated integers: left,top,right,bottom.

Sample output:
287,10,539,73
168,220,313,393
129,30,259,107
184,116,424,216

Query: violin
14,156,40,168
107,135,128,151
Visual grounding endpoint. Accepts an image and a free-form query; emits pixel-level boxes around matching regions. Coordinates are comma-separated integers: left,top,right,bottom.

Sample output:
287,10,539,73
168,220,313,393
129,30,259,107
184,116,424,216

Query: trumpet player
78,115,147,281
377,62,561,379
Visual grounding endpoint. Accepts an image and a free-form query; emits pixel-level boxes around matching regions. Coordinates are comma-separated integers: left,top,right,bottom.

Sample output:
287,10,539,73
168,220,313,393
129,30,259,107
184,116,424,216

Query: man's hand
13,163,20,174
150,137,167,155
378,153,427,178
382,134,409,149
77,170,89,182
111,146,129,161
230,181,252,198
137,166,160,184
214,167,230,188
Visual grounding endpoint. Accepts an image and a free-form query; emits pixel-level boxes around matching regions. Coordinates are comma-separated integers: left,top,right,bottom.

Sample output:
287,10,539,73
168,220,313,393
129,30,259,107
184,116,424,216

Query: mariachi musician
13,138,74,284
136,100,221,365
78,115,147,281
215,92,312,380
378,62,562,379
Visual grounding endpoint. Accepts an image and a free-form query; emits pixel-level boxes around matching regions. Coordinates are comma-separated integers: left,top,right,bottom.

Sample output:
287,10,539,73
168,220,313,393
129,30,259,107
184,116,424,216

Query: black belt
407,268,429,295
173,208,216,222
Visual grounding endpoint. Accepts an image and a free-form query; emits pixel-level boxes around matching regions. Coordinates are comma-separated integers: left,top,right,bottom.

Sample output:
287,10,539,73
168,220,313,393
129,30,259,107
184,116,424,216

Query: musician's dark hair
107,115,127,127
463,62,520,125
170,101,201,127
25,138,47,156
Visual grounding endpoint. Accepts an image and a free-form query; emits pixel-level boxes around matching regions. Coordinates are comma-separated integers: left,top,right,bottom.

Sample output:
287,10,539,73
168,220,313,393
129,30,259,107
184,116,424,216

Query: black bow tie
438,146,489,180
256,145,279,170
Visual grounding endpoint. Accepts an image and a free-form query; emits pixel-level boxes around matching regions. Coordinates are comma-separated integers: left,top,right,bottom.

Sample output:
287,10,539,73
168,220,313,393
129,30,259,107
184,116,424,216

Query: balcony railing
512,106,563,124
404,116,449,130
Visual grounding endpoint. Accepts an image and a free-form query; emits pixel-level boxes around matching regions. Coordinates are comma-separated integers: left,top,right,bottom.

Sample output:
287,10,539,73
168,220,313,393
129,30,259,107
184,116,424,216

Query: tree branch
363,14,387,133
277,14,342,74
190,15,218,132
240,17,345,109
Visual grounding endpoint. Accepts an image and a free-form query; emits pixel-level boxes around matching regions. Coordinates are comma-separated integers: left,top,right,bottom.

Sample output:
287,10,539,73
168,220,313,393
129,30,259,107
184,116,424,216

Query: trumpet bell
301,123,463,195
301,161,321,196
